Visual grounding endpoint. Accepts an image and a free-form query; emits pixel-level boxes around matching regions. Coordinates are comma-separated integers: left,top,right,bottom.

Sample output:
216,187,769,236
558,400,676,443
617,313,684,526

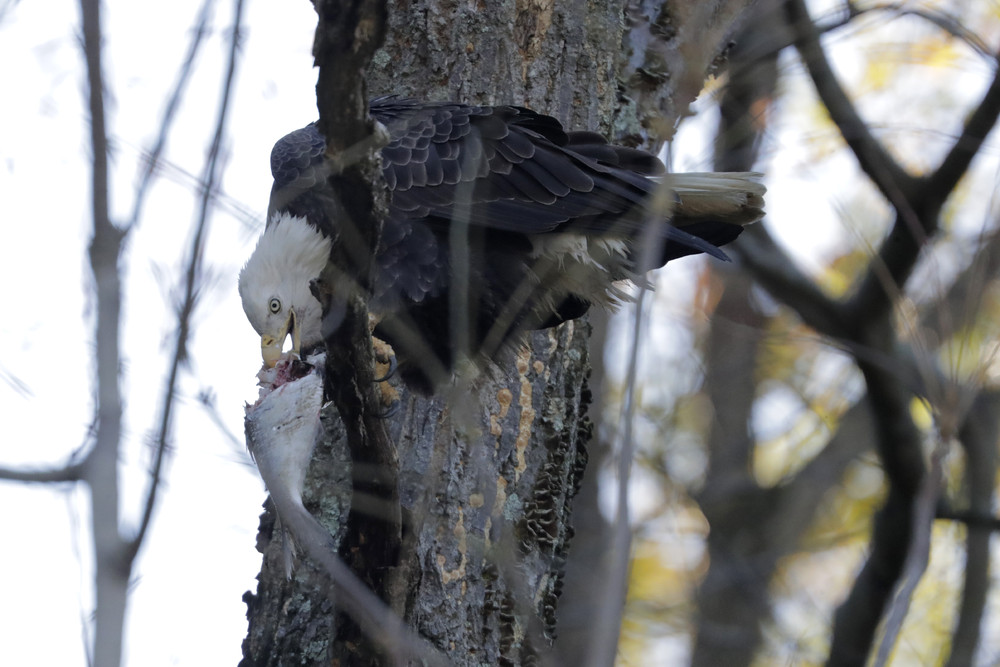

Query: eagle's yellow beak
261,308,300,368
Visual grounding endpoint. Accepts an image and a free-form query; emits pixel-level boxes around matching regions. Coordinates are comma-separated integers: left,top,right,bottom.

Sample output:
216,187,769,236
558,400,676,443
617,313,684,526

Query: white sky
2,0,999,665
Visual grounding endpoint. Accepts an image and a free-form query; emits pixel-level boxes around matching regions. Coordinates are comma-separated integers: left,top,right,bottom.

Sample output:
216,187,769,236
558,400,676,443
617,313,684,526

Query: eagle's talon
375,399,401,420
374,355,397,383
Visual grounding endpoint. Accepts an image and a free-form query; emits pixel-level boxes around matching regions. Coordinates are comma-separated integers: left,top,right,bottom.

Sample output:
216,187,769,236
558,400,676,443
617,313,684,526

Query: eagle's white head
239,213,332,367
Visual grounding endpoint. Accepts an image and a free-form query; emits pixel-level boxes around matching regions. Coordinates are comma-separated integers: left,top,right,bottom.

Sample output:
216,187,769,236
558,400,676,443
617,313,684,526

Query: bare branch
766,9,1000,663
732,225,850,338
78,0,130,664
925,51,1000,209
197,388,253,460
693,271,770,667
815,3,996,62
945,390,1000,667
936,507,1000,531
312,0,387,152
588,284,647,664
889,7,995,60
125,0,216,231
920,228,1000,342
0,463,85,483
873,436,945,666
784,0,915,211
835,42,1000,325
0,365,33,398
309,0,414,657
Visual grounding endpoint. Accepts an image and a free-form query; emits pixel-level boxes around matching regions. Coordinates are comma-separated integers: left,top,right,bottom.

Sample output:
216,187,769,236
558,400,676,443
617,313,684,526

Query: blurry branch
0,463,85,483
945,390,999,667
873,434,945,667
732,228,848,336
772,395,874,528
716,0,996,104
786,0,1000,474
736,229,980,411
826,379,920,667
785,0,914,214
887,6,994,61
920,228,1000,342
79,0,129,665
691,17,784,664
197,389,253,461
0,0,20,24
123,141,261,231
831,2,995,62
693,273,769,667
125,0,216,232
590,284,648,664
717,2,1000,665
926,54,1000,207
129,0,246,556
843,50,1000,324
936,506,1000,530
0,365,33,398
305,1,429,661
787,0,927,327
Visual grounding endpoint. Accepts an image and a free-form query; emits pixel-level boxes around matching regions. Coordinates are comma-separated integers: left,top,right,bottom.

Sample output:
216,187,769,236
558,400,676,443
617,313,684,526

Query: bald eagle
239,97,764,389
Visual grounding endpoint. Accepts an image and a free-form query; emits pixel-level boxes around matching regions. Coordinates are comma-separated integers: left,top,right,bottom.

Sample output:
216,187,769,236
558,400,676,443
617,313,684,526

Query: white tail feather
668,172,766,225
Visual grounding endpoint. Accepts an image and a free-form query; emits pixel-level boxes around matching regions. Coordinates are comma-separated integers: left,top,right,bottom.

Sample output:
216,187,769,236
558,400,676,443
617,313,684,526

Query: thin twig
197,388,253,460
731,226,849,337
919,228,1000,343
785,0,914,211
925,51,1000,208
945,391,999,665
129,0,246,556
872,434,945,667
0,464,85,483
124,0,216,232
936,507,1000,531
588,190,668,663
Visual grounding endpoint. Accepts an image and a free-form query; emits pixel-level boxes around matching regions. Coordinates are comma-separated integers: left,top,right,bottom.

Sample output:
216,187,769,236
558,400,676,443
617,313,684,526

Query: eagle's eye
268,297,281,314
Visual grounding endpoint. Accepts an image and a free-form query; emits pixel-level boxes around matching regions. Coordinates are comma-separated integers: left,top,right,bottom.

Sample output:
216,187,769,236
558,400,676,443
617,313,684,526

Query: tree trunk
241,1,757,664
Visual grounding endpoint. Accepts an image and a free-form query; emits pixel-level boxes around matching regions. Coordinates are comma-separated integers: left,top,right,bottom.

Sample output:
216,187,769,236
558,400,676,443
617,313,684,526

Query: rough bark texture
242,324,592,664
241,1,757,664
366,0,624,131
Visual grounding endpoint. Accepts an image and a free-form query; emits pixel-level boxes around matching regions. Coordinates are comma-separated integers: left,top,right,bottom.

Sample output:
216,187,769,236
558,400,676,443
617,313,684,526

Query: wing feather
267,97,761,261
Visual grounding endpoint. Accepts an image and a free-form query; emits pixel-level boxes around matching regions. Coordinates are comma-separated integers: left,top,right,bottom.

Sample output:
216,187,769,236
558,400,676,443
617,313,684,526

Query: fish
244,352,328,577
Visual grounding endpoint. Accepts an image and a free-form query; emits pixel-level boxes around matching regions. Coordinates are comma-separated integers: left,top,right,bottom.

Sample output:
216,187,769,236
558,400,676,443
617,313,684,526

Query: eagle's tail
670,172,766,227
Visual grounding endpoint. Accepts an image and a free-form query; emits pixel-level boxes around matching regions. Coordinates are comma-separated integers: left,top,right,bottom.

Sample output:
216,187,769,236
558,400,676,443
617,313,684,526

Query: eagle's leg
371,336,400,416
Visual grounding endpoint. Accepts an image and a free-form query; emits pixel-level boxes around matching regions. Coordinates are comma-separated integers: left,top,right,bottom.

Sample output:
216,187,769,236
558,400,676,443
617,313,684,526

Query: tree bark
241,1,757,664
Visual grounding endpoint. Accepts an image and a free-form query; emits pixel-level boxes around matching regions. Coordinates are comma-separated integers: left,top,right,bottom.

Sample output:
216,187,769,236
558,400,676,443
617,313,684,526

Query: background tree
617,1,1000,665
